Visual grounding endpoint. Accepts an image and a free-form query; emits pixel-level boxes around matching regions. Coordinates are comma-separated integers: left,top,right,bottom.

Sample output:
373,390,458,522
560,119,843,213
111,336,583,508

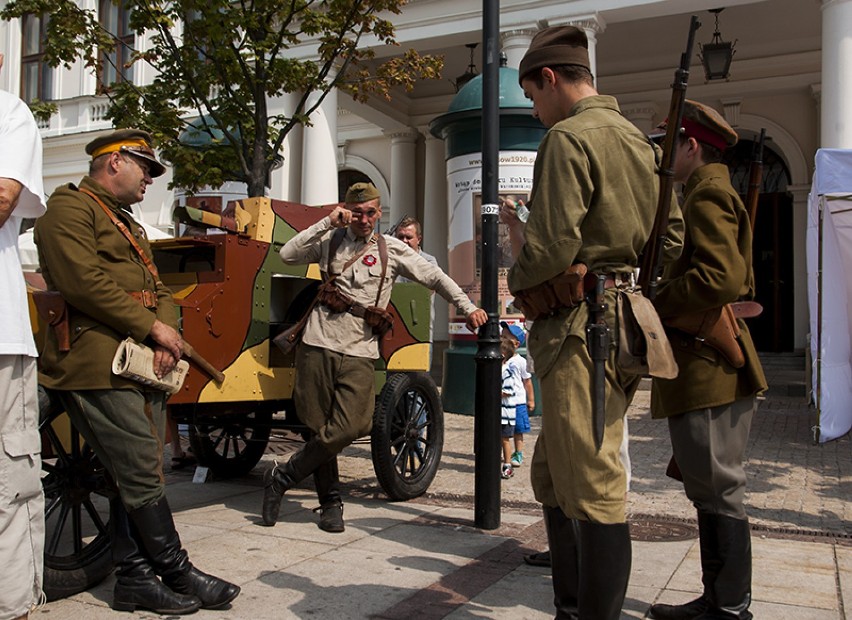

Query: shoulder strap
326,228,347,276
325,228,377,279
374,234,389,306
79,187,160,281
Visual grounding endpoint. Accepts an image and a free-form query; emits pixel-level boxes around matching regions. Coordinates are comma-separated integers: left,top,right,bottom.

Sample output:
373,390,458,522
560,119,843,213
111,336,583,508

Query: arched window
723,139,791,197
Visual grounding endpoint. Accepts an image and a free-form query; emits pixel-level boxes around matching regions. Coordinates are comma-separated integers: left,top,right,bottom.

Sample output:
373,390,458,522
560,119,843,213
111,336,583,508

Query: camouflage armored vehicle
31,196,444,599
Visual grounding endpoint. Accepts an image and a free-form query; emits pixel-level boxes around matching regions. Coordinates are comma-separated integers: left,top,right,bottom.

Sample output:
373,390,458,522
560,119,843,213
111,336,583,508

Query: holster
31,290,71,352
513,263,589,320
664,304,745,368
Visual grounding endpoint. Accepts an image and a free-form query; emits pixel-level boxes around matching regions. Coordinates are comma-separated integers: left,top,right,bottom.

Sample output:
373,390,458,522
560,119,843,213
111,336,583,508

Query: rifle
745,128,766,230
637,15,701,300
384,215,408,238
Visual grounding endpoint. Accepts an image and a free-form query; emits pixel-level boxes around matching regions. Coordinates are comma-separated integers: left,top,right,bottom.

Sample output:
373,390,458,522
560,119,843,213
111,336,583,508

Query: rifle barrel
745,128,766,231
638,15,701,300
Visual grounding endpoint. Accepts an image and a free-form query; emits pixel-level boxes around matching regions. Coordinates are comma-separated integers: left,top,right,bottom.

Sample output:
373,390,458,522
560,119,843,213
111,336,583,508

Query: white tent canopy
806,148,852,443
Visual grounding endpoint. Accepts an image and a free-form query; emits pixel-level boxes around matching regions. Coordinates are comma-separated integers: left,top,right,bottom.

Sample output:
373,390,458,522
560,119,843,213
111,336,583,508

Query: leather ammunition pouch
514,264,634,321
513,263,588,320
363,306,394,337
32,290,70,352
664,304,745,368
317,281,394,336
316,281,354,314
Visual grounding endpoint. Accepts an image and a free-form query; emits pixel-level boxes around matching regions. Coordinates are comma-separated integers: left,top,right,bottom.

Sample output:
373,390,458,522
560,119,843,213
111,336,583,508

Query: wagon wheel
38,387,114,601
187,409,272,478
371,372,444,501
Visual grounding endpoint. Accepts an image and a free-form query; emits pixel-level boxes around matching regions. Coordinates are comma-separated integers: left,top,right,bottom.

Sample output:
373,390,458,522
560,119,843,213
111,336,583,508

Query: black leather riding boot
543,506,579,619
649,597,711,620
695,514,753,620
129,497,240,610
577,521,632,620
262,438,334,526
650,513,752,620
109,497,201,615
649,511,716,620
313,456,344,533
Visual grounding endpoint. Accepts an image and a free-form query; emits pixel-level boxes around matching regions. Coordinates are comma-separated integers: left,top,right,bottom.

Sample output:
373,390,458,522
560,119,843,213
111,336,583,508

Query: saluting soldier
35,129,239,615
649,102,767,620
262,182,486,533
505,26,683,619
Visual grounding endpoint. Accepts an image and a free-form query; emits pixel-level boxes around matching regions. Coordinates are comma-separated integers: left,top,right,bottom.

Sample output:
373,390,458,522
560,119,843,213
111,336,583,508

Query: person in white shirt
0,52,47,620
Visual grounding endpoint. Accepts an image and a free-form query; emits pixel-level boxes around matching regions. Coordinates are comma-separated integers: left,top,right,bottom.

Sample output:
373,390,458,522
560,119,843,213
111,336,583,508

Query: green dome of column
429,65,545,159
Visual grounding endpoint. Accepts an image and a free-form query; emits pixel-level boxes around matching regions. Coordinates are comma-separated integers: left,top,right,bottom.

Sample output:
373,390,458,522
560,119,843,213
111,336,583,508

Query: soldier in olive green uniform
508,27,682,620
649,102,767,620
35,130,239,615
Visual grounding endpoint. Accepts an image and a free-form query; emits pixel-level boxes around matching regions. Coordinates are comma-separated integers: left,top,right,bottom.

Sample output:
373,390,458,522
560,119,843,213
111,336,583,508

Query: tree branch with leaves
2,0,443,197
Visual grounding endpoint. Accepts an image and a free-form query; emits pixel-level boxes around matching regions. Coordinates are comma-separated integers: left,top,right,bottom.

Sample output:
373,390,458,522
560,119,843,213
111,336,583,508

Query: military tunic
280,217,476,360
651,163,767,418
280,216,477,452
35,177,178,390
507,95,683,523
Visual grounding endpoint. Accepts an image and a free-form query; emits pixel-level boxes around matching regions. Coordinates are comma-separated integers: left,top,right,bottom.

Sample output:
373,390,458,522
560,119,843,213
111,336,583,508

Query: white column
385,128,419,223
565,15,606,80
500,29,536,70
821,0,852,148
301,86,339,205
422,132,450,342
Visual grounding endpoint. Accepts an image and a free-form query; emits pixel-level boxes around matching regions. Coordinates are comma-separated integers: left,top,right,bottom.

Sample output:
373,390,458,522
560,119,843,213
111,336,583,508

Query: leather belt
346,304,367,319
583,272,632,293
129,290,158,309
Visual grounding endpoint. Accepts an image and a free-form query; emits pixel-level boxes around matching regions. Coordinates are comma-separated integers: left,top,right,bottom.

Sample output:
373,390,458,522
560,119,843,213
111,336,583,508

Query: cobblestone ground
254,357,849,538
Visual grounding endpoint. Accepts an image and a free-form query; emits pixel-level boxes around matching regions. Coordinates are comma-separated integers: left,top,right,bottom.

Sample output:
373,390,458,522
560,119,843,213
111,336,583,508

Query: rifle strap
79,188,160,281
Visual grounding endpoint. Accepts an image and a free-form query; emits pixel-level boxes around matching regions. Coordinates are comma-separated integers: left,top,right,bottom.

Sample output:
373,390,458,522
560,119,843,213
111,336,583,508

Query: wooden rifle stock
637,15,701,301
182,341,225,383
745,128,766,231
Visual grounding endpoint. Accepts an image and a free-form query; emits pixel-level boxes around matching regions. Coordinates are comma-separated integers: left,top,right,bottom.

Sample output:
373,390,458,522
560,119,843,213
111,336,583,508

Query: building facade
3,0,850,353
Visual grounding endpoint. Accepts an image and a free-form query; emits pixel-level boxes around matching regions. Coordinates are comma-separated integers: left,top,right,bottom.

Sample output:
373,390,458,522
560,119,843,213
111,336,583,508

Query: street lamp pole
474,0,502,530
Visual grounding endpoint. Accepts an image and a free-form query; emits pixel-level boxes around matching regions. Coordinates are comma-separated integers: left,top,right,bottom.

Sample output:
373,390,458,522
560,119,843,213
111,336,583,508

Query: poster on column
446,150,536,336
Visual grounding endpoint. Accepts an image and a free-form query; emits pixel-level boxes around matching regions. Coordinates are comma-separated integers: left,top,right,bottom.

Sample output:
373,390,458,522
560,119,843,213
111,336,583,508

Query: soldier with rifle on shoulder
648,102,768,620
504,26,683,619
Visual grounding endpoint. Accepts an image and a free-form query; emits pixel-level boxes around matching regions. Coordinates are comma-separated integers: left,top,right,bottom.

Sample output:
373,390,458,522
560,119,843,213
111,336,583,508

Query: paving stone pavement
32,354,850,619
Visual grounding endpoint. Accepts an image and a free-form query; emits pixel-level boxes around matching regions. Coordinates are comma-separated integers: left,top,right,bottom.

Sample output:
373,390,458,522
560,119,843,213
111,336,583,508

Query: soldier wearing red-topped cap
649,101,767,620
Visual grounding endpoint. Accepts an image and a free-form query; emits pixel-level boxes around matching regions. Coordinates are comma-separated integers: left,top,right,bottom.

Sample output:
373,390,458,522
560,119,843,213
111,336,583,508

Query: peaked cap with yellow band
344,182,381,205
85,128,167,178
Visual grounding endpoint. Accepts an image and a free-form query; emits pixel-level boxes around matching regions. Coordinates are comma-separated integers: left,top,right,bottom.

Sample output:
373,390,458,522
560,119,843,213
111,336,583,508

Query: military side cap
85,128,167,178
681,100,738,150
345,182,381,205
519,26,590,84
653,100,738,151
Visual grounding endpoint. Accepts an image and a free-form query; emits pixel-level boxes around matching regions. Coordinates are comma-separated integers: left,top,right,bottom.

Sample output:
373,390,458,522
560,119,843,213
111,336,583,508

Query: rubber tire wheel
187,409,272,478
371,372,444,501
38,387,114,601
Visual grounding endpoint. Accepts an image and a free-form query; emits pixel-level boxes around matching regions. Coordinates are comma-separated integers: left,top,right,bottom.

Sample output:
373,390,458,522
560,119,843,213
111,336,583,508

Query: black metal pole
474,0,501,530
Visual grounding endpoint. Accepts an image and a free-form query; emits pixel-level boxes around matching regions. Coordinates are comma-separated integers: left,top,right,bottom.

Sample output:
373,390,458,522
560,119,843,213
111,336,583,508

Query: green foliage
1,0,444,197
